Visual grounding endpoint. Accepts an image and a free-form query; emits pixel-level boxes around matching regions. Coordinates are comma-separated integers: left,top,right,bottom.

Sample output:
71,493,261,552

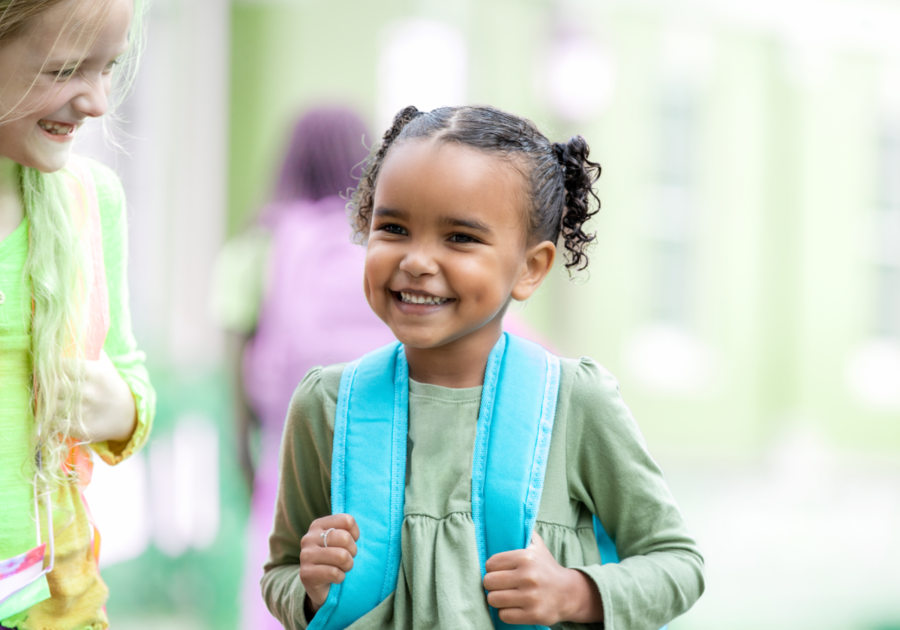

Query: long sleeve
562,357,705,630
87,160,156,465
262,364,344,630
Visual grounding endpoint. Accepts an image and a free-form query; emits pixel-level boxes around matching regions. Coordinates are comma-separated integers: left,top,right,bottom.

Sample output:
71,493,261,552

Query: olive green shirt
263,357,704,630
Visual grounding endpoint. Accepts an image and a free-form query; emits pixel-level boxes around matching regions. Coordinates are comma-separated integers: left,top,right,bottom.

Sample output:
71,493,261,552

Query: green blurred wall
228,0,900,464
230,0,397,233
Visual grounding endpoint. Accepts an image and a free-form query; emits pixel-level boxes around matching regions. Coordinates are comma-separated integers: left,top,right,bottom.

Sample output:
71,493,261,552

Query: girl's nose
71,79,110,118
398,246,439,277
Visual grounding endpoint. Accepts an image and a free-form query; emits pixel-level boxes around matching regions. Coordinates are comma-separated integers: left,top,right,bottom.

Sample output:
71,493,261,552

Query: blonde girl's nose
71,78,111,118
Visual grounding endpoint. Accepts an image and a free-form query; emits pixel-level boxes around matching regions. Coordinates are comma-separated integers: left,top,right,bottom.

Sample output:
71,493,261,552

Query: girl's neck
0,157,24,243
404,320,504,389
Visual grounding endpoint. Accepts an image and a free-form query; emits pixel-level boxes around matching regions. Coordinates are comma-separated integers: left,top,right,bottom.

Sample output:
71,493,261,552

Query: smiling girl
0,1,153,629
262,105,704,630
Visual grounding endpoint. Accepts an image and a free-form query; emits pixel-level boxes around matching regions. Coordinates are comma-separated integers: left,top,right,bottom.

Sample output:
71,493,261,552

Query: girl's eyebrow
42,55,77,67
44,43,129,68
373,207,406,220
440,216,491,233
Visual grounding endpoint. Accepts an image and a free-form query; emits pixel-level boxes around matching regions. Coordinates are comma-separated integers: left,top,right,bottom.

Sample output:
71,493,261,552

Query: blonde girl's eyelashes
50,67,77,79
48,58,120,80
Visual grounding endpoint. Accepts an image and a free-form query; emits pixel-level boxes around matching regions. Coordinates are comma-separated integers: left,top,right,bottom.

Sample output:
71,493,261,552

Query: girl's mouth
391,291,455,314
38,120,76,138
397,291,452,306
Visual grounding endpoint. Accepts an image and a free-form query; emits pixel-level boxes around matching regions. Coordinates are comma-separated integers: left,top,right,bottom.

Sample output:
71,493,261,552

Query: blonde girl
262,105,704,630
0,1,154,628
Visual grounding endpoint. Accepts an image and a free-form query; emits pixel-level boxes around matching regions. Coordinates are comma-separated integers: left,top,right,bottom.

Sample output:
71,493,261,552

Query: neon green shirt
0,158,155,629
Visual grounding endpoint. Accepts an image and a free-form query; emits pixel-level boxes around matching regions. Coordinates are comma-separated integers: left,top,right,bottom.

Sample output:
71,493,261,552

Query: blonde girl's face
0,0,133,173
364,138,554,351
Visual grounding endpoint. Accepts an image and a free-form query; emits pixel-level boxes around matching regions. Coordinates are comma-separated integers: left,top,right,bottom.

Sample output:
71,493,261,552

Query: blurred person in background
0,1,155,629
212,106,397,630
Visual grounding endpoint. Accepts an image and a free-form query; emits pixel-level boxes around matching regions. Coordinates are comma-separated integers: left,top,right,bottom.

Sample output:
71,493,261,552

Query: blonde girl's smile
37,119,78,139
0,0,133,173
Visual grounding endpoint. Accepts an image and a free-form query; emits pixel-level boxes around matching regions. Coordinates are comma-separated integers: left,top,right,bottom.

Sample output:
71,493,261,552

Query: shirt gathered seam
408,394,482,405
401,511,595,533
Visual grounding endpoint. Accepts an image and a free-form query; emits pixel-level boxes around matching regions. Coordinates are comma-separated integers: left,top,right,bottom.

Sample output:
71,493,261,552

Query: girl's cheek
364,253,390,297
362,273,374,309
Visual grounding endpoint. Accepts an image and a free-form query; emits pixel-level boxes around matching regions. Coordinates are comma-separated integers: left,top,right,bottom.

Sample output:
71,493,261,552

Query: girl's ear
511,241,556,302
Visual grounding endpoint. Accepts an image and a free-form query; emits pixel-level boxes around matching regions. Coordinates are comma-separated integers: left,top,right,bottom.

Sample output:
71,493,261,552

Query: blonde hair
0,0,68,41
0,0,146,485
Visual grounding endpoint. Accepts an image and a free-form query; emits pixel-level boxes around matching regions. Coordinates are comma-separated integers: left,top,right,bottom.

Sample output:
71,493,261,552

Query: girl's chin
28,148,72,173
390,325,480,351
389,327,452,350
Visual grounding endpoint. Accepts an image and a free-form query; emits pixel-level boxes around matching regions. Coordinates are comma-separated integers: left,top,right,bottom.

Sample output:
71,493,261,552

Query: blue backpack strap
593,516,620,564
471,333,560,630
309,342,408,630
314,335,662,630
479,336,666,630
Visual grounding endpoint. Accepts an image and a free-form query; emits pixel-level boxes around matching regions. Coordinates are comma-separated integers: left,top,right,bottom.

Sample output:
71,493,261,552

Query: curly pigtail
552,136,601,271
351,105,422,241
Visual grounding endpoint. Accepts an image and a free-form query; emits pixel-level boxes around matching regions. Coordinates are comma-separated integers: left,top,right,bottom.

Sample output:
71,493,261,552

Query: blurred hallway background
74,0,900,628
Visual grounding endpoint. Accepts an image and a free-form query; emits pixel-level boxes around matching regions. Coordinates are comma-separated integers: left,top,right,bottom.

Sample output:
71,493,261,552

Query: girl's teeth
39,121,73,135
399,292,449,305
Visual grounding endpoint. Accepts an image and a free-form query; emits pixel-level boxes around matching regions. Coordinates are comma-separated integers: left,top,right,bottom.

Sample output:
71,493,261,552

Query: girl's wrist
562,568,604,624
91,379,137,443
304,594,319,621
104,404,137,443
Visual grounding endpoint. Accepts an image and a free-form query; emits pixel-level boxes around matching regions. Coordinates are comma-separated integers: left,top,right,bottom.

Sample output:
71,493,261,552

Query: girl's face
364,138,554,351
0,0,133,173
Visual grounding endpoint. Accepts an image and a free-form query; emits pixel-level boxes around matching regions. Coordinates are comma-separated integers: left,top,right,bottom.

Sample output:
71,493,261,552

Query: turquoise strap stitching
471,333,507,579
380,346,409,601
332,359,360,515
310,358,362,630
522,352,560,546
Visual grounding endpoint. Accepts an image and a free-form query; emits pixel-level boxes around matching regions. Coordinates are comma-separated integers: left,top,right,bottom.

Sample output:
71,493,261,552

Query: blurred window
377,19,467,131
150,415,220,557
537,28,616,123
875,124,900,338
651,86,696,326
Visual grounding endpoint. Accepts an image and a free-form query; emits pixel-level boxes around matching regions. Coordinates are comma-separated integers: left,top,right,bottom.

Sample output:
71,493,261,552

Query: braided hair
351,105,601,271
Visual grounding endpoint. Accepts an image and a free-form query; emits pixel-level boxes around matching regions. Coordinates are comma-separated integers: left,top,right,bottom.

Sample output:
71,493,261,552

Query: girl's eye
52,68,76,79
380,224,407,236
103,59,120,74
449,233,480,244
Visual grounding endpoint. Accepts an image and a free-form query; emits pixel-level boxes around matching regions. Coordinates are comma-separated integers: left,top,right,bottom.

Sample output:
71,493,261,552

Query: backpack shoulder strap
315,334,563,630
310,342,407,630
318,335,666,630
472,333,560,567
472,333,559,630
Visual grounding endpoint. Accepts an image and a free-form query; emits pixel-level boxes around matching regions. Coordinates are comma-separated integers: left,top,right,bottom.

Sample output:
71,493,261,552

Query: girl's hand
300,514,360,614
483,531,604,626
69,350,137,444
